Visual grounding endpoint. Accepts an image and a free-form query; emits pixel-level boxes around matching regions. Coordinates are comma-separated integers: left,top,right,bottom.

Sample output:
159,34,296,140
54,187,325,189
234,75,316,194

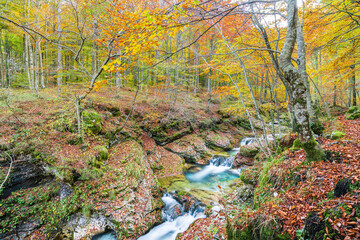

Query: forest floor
222,116,360,240
1,87,359,240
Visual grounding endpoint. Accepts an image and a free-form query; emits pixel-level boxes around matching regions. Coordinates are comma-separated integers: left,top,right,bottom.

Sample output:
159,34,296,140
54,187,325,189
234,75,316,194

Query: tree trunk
279,0,324,162
57,0,62,96
350,64,356,106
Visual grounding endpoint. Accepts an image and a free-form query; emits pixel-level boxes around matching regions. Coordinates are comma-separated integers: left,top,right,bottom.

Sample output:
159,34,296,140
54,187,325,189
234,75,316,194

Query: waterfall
186,155,235,182
241,137,255,146
209,155,235,168
138,193,205,240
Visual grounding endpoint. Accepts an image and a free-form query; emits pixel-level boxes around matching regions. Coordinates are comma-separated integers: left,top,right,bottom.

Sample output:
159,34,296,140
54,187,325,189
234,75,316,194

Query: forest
0,0,359,239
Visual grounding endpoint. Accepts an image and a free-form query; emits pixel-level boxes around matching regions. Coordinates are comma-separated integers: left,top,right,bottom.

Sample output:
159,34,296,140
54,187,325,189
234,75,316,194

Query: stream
93,138,255,240
138,148,242,240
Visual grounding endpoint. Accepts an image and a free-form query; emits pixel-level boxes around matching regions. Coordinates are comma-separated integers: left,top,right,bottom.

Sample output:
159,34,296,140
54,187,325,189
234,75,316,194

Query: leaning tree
251,0,325,162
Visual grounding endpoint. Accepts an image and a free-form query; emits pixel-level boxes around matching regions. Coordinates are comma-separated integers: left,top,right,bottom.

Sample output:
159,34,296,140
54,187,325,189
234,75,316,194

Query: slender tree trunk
91,19,98,75
350,64,356,106
0,31,5,88
206,36,214,113
57,0,62,96
28,37,35,91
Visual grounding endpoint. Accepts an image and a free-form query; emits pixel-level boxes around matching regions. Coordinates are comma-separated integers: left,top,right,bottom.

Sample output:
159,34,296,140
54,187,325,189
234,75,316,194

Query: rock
163,202,182,221
83,110,103,135
212,206,221,213
334,178,351,197
17,220,42,239
94,146,109,161
164,134,211,164
346,111,360,120
330,131,346,140
60,182,73,200
279,133,298,148
233,152,254,167
60,213,116,240
203,131,234,151
346,106,359,114
239,145,259,158
236,184,254,204
0,155,53,200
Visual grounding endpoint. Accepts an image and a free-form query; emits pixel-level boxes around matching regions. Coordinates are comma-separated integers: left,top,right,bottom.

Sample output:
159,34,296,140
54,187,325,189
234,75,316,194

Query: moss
67,134,83,145
94,146,109,161
199,119,217,131
302,137,325,163
149,126,167,139
346,106,359,114
291,138,302,150
231,117,251,130
240,146,259,158
346,111,360,120
310,121,325,135
124,108,131,115
83,110,103,135
327,190,335,199
227,218,290,240
107,106,121,116
330,131,346,140
150,162,163,171
53,113,76,133
0,182,79,235
82,204,93,218
240,167,260,185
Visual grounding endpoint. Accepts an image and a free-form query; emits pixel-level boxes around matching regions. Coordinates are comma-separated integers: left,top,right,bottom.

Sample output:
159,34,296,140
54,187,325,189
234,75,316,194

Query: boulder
233,153,254,168
0,154,53,200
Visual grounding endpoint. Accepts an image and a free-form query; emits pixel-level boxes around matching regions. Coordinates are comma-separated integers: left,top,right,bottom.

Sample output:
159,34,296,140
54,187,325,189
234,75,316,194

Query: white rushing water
138,193,206,240
185,156,234,182
241,137,255,146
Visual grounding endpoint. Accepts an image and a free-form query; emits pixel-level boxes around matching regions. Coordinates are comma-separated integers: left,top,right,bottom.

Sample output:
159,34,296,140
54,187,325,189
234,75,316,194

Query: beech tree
277,0,324,161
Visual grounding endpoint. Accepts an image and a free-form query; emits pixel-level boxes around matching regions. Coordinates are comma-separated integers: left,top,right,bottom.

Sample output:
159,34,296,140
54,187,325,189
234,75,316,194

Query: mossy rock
149,126,167,139
346,106,359,114
240,167,260,185
346,111,360,120
291,138,302,150
67,134,83,145
279,133,298,148
107,106,121,117
231,117,251,130
302,137,325,162
198,119,217,131
239,146,259,158
330,131,346,140
53,113,76,133
94,146,109,161
83,110,103,135
310,121,325,135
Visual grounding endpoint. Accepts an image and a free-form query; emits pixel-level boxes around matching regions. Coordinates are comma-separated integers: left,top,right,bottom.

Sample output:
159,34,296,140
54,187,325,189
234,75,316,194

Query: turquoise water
92,230,117,240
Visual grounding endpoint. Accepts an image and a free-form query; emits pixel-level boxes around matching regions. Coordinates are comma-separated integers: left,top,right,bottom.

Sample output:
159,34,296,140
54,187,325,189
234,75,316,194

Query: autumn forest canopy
0,0,360,240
